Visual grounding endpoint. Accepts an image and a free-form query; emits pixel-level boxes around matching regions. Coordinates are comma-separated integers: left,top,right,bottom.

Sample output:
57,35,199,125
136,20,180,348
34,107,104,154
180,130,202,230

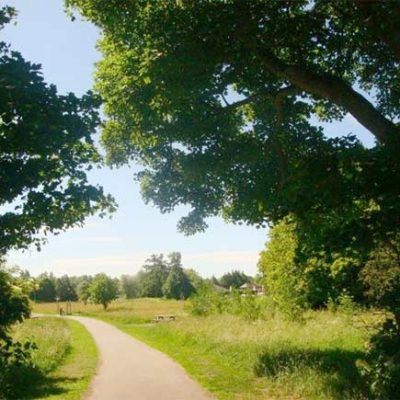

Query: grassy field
34,299,380,400
12,316,98,400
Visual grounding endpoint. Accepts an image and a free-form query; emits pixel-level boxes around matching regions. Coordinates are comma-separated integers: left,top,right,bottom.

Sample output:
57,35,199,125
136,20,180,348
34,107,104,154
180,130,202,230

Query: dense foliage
259,219,364,309
120,274,138,299
89,273,119,309
0,264,35,400
361,237,400,311
76,277,92,303
137,252,196,299
31,272,80,302
27,252,204,303
162,264,195,300
56,275,79,302
140,254,170,298
66,0,400,261
0,6,115,254
258,218,306,316
0,268,30,339
361,314,400,400
33,273,57,302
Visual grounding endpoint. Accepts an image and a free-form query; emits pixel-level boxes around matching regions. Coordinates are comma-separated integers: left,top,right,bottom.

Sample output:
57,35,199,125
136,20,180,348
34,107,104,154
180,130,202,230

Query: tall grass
13,317,71,373
11,317,97,400
34,297,186,322
119,312,375,400
33,299,380,399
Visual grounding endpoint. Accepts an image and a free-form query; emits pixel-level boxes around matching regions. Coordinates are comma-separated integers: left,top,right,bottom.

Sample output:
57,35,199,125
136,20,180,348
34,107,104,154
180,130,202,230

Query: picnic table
153,314,176,322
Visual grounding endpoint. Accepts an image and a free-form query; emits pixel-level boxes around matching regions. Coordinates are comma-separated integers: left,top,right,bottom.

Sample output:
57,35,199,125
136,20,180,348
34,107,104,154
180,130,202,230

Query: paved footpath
69,316,213,400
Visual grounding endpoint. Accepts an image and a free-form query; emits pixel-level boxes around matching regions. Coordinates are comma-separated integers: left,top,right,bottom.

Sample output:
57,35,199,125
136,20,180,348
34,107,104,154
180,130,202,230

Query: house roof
239,282,264,290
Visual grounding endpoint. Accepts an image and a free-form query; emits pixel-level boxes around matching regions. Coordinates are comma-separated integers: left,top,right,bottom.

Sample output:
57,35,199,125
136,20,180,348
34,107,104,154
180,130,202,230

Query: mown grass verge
11,317,97,400
34,299,379,400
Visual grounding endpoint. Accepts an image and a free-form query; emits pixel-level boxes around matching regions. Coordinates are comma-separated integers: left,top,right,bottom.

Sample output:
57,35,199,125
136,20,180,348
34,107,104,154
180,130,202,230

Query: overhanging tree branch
260,50,398,144
219,85,298,115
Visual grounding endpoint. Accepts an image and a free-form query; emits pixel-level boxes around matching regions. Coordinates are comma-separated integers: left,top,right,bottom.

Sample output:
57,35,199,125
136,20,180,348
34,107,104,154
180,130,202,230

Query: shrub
0,337,38,399
0,270,30,338
360,313,400,399
190,283,224,316
0,267,36,399
239,293,261,321
337,290,360,314
190,285,268,321
361,238,400,312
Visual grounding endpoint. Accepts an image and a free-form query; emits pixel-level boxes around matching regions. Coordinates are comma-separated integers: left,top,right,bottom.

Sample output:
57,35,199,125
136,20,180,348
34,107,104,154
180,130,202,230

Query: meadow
11,316,98,400
34,298,382,400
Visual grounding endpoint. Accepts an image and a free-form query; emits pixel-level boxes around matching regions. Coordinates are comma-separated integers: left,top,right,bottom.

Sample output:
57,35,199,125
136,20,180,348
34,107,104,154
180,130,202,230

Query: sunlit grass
34,297,187,322
13,317,71,373
112,312,375,400
12,317,98,399
33,299,380,399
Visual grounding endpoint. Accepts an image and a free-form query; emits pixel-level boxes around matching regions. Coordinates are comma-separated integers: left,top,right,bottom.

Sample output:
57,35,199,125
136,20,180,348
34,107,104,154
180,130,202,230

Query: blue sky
3,0,375,278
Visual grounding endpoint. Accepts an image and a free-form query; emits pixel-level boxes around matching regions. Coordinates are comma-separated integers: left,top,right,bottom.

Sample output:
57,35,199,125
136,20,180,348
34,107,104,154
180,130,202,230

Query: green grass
34,297,186,322
12,317,98,399
34,299,380,400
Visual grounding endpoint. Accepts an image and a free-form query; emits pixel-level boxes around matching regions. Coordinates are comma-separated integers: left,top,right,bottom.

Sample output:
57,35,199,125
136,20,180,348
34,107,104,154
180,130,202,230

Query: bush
190,283,224,316
190,285,269,321
338,291,360,314
239,293,261,321
0,267,36,399
360,313,400,399
0,337,38,399
0,270,30,338
361,238,400,311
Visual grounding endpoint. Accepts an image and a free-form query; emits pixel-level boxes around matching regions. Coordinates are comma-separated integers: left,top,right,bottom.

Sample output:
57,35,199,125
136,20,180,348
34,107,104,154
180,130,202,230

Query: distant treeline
27,252,253,303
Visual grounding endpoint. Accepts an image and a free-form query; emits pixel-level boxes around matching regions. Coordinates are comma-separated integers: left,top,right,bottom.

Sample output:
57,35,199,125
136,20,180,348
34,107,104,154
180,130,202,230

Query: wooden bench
153,314,176,322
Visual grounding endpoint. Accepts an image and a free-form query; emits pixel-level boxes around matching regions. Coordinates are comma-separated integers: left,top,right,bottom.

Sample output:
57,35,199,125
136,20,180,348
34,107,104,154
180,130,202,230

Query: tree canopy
66,0,400,257
219,270,251,289
34,273,57,302
0,261,30,339
163,264,195,299
89,273,119,309
140,254,170,297
0,6,115,254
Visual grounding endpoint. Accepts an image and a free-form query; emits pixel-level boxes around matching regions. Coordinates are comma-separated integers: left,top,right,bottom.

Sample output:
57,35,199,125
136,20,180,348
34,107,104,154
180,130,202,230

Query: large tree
139,254,170,297
56,275,78,301
66,0,399,256
34,273,57,302
162,264,195,299
0,6,115,254
89,273,119,309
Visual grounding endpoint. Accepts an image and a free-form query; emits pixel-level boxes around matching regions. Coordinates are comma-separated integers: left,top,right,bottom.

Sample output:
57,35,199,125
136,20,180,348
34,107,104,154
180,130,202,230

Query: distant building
239,282,265,295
